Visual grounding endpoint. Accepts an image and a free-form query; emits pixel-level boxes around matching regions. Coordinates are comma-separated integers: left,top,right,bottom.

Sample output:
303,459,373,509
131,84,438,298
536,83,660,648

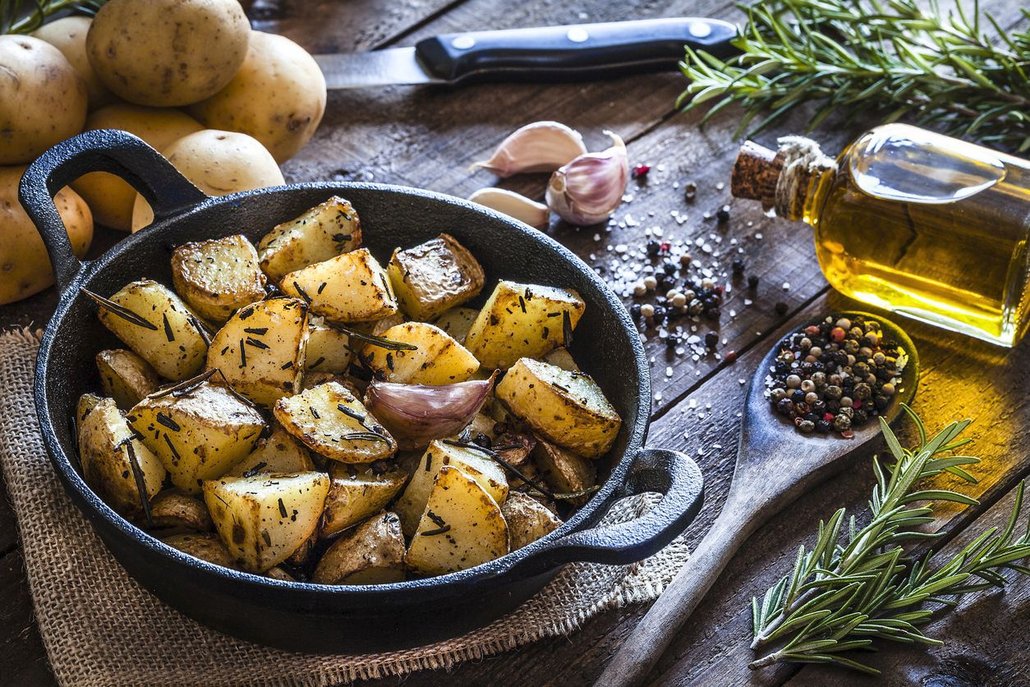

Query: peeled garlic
472,121,587,177
546,131,628,226
468,188,549,229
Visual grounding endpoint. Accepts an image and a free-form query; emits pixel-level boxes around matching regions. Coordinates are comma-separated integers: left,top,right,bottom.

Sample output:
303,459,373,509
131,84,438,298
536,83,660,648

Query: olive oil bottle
733,123,1030,347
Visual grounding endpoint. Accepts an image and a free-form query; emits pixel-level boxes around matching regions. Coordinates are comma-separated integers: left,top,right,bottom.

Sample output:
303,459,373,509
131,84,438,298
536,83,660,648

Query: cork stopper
731,141,782,211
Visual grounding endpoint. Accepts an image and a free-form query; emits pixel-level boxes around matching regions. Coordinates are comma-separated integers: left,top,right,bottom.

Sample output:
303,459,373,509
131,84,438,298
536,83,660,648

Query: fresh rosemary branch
679,0,1030,151
750,406,1030,675
1,0,104,35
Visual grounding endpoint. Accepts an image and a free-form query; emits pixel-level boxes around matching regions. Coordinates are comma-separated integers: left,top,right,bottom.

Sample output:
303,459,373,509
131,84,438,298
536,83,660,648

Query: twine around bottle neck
773,136,838,220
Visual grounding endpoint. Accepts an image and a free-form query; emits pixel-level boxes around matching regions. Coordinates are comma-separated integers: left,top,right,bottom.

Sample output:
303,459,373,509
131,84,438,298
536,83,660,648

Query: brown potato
531,439,597,507
31,16,115,109
361,322,479,385
96,349,160,409
171,234,266,323
149,489,213,532
502,491,562,549
257,196,362,283
281,248,398,324
228,424,315,477
163,532,238,568
305,316,352,374
387,234,485,321
313,511,406,585
321,465,408,538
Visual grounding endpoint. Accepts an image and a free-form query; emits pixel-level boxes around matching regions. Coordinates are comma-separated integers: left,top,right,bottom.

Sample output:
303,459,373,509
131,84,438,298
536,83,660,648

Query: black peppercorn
775,301,789,316
629,303,642,320
704,332,718,349
662,261,677,275
652,305,667,323
646,240,661,257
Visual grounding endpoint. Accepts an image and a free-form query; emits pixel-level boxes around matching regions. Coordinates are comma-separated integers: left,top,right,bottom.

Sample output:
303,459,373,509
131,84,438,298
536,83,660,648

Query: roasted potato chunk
227,424,315,477
387,233,485,320
171,234,266,323
94,279,208,380
274,381,397,463
464,281,585,369
163,532,238,569
78,398,166,517
406,466,509,575
395,439,508,537
203,471,330,572
532,439,598,506
305,316,352,374
502,491,563,549
96,348,159,409
543,346,580,372
282,248,398,324
497,358,621,459
206,297,309,407
76,392,103,427
432,306,479,344
257,196,362,282
150,490,213,532
362,322,479,385
322,464,408,538
128,381,265,493
313,511,406,585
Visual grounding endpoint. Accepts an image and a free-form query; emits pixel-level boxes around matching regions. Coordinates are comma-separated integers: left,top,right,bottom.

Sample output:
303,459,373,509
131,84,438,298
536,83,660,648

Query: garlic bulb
468,188,549,229
546,131,628,226
472,121,587,177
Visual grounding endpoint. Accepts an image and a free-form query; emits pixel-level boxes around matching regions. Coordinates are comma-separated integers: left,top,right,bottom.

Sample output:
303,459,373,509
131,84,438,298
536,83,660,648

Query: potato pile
0,0,327,304
75,196,623,583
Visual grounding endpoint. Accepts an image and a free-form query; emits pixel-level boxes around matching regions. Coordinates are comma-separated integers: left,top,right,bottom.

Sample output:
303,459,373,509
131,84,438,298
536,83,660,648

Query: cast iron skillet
22,130,704,653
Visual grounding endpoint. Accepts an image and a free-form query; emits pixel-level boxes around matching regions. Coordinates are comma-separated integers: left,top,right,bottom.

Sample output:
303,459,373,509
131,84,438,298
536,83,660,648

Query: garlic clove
468,187,550,229
471,121,588,177
546,130,628,226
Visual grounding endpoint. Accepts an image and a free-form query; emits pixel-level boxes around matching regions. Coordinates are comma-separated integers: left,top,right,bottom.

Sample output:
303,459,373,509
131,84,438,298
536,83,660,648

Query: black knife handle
414,18,738,84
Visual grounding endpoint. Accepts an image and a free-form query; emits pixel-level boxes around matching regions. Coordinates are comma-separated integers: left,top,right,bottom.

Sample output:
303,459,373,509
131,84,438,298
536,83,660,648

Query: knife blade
315,18,738,90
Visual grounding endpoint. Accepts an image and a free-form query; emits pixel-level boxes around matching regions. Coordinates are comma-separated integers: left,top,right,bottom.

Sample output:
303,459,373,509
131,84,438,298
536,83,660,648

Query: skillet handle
508,448,704,576
19,129,207,293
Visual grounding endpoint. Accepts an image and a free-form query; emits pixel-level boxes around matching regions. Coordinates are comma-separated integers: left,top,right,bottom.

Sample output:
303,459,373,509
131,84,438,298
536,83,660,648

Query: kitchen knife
315,18,738,90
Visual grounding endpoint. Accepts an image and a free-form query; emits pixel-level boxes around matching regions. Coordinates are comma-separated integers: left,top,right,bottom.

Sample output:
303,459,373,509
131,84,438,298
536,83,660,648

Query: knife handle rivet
566,27,590,43
688,21,712,38
451,35,476,50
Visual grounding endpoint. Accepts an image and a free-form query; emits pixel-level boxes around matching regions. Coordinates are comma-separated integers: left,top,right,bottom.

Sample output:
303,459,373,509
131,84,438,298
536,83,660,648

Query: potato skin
87,0,250,107
257,195,362,282
361,322,479,385
388,234,485,321
96,348,160,409
0,166,93,305
502,491,562,549
31,16,115,110
0,35,87,165
171,234,267,323
313,511,406,585
189,31,326,163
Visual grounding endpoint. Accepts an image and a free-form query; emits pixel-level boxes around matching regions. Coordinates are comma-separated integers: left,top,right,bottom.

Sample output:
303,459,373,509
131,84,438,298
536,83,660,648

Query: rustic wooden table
3,1,1029,685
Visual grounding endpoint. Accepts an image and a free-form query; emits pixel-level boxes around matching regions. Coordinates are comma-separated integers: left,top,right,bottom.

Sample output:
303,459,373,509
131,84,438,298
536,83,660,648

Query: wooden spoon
598,311,919,686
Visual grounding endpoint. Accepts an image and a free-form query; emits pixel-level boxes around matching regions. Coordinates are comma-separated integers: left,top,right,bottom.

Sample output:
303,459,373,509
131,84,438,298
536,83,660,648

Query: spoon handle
596,493,761,686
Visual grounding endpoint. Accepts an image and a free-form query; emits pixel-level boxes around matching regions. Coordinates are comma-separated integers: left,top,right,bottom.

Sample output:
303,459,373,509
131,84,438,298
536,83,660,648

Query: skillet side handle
19,129,207,293
508,449,704,577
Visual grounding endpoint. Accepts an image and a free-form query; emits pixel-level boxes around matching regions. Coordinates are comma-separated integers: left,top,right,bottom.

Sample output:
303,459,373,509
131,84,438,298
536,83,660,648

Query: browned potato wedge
532,438,597,506
395,440,508,537
305,316,352,374
321,465,408,538
171,234,266,323
496,358,621,459
96,349,160,409
361,322,479,385
257,196,362,282
313,511,406,585
502,491,563,549
78,398,166,517
464,281,585,369
406,466,509,575
285,530,317,567
265,566,295,581
76,392,103,426
203,471,330,572
387,234,485,320
227,424,314,477
150,489,213,532
274,381,397,463
432,306,479,344
128,381,265,493
206,297,309,407
282,248,398,323
543,346,580,372
94,279,208,380
163,532,238,568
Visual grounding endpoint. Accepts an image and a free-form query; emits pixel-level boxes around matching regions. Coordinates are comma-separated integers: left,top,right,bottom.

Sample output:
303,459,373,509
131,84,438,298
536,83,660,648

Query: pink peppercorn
632,164,651,178
831,326,846,342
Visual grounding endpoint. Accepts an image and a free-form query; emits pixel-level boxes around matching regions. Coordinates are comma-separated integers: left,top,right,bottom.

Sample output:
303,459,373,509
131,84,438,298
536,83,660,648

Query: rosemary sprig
679,0,1030,151
1,0,105,34
750,406,1030,675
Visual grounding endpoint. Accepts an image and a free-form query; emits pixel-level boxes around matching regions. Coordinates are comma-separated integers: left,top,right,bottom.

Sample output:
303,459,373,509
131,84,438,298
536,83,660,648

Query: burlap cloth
0,327,690,686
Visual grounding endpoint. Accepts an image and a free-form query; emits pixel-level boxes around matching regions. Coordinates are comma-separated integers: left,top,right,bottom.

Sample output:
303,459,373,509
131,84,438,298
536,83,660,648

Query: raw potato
128,381,265,493
0,167,92,305
321,465,408,538
305,317,352,374
78,398,166,517
406,466,509,575
150,490,213,532
205,297,309,407
465,281,585,369
532,439,598,506
282,248,398,324
257,196,362,283
171,234,267,323
163,532,237,568
228,424,314,477
273,382,397,463
31,16,114,109
362,322,479,385
502,491,563,549
387,234,485,321
395,439,508,536
203,471,330,572
95,279,208,381
96,349,160,409
86,0,250,107
72,105,203,230
0,35,87,165
432,307,479,344
496,358,621,459
189,31,326,163
313,511,406,585
132,130,284,231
